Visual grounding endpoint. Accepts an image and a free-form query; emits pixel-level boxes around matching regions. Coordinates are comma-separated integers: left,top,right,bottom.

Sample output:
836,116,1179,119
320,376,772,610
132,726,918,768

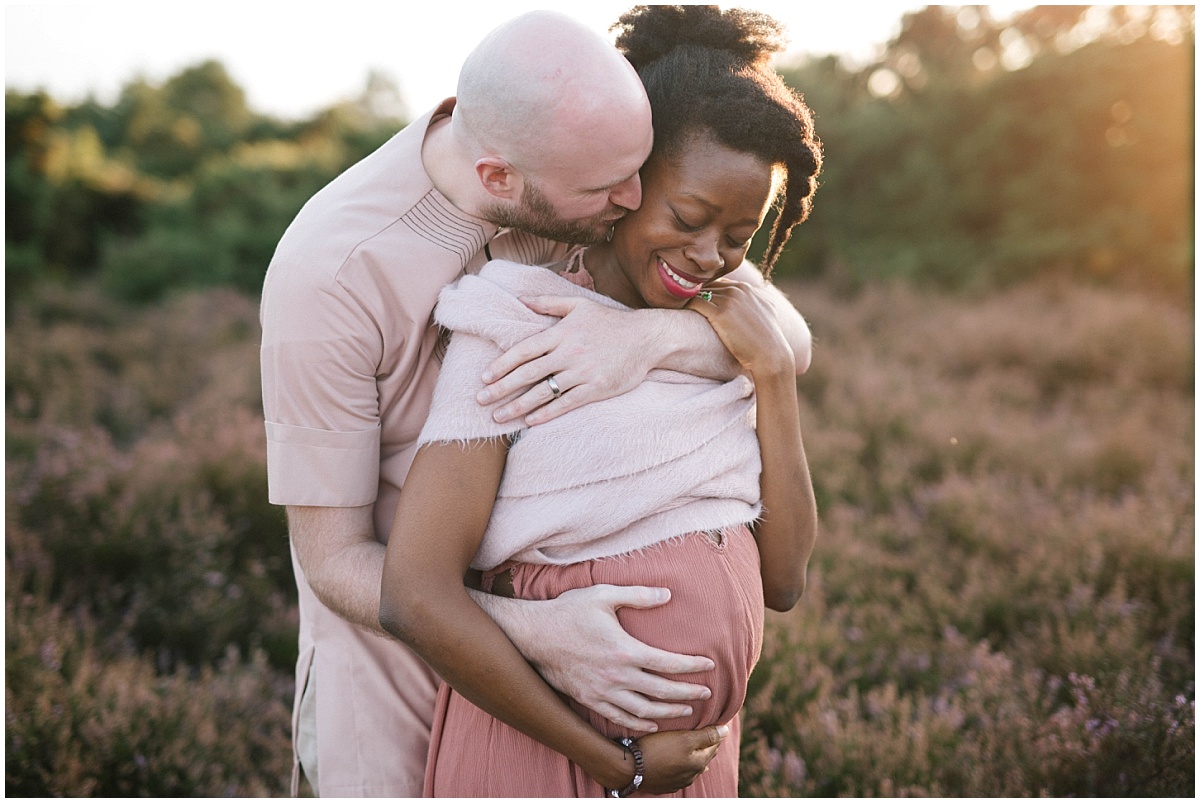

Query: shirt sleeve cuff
265,421,381,507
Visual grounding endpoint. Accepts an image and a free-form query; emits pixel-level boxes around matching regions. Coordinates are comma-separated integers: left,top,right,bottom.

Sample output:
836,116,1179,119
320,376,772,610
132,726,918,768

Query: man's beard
488,180,619,245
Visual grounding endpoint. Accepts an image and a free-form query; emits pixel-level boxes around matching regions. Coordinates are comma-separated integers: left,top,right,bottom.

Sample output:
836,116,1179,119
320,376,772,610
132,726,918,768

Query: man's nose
609,174,643,211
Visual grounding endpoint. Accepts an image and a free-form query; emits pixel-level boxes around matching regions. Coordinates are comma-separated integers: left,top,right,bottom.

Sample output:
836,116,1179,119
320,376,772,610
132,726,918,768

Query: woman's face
609,137,775,309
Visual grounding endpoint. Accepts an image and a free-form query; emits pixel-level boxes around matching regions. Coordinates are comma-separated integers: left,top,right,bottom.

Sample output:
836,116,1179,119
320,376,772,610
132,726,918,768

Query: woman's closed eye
673,211,704,232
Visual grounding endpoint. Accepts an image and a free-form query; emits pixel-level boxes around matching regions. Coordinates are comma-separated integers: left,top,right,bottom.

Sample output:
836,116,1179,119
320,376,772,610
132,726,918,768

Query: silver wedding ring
546,374,562,399
699,290,714,302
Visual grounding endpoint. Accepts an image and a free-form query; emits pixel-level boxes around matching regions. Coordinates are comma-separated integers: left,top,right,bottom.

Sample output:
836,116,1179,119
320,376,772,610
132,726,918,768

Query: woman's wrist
607,738,645,797
582,737,638,791
746,351,798,386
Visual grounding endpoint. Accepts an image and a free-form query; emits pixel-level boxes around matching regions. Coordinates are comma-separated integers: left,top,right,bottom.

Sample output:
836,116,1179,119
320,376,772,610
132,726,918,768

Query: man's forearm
641,307,743,380
288,504,390,636
642,284,811,380
308,540,389,635
468,586,533,641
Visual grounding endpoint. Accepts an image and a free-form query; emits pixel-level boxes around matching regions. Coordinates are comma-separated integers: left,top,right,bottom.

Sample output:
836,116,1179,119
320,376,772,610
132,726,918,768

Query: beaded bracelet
607,737,645,798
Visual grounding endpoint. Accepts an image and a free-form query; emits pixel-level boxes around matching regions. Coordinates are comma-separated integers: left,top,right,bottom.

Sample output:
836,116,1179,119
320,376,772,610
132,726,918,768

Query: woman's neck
581,243,646,309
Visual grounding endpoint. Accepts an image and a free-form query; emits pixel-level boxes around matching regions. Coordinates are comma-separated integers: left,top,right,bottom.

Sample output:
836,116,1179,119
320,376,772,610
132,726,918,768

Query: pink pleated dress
424,524,764,797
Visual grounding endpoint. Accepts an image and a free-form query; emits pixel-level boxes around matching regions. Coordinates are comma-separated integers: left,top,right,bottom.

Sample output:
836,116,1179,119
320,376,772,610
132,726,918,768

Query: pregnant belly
503,524,764,736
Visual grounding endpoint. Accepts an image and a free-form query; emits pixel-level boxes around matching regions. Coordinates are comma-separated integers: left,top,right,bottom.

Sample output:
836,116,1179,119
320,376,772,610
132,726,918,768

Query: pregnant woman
380,5,821,796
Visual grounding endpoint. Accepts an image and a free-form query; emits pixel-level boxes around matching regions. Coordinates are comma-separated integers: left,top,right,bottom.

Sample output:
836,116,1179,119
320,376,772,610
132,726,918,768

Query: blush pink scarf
418,260,762,570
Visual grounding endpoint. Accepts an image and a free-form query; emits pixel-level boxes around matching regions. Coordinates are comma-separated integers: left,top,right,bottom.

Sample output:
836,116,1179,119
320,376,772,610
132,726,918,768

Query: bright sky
5,2,1030,120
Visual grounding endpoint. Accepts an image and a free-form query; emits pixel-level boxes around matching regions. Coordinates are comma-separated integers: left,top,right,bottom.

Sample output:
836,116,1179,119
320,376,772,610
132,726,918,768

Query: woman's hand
691,278,818,613
623,725,729,795
687,279,794,380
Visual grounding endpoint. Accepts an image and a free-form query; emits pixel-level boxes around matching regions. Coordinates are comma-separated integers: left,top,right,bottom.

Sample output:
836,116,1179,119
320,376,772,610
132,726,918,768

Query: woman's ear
475,157,522,200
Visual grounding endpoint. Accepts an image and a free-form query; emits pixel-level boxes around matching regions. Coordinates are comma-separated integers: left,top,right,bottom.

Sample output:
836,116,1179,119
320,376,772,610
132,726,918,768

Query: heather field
5,276,1193,796
740,277,1194,796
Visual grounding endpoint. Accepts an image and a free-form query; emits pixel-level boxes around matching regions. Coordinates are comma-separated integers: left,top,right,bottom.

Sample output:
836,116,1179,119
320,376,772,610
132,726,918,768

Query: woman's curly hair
612,5,822,274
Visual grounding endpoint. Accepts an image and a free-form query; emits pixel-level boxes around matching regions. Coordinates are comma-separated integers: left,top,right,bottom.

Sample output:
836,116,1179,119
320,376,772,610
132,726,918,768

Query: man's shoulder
483,230,573,268
269,103,493,288
277,124,433,255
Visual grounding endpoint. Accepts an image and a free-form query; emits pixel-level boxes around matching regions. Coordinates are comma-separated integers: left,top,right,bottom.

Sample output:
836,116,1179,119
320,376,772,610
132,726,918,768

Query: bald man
260,11,811,797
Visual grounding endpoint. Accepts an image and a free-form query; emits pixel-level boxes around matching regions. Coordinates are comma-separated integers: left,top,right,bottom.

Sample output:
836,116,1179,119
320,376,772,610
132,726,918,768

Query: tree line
5,5,1193,305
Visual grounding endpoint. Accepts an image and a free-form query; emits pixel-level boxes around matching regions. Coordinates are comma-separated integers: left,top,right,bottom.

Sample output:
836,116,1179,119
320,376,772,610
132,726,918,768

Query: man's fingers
632,644,716,678
479,358,552,403
491,370,572,423
589,701,661,733
522,396,577,426
590,689,704,730
523,376,608,425
619,672,712,705
610,691,695,722
480,332,558,392
520,294,582,318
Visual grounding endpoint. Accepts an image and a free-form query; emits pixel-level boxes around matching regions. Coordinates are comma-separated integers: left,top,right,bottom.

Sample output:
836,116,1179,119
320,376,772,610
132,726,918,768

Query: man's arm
477,263,811,425
288,504,389,634
287,504,713,729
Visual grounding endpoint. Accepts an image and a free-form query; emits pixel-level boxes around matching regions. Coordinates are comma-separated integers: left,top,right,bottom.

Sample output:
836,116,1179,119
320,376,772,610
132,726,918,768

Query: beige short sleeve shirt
260,100,502,797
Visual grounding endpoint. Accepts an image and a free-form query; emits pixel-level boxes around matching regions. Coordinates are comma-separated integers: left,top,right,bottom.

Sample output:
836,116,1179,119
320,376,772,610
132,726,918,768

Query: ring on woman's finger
698,290,714,302
546,374,562,400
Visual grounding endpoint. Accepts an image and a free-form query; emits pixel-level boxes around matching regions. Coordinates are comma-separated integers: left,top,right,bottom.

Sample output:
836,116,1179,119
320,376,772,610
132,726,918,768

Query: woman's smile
658,258,706,299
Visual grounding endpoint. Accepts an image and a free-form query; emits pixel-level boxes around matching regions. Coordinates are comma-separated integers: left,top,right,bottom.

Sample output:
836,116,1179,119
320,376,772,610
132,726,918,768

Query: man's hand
471,584,716,731
477,295,660,426
477,271,811,426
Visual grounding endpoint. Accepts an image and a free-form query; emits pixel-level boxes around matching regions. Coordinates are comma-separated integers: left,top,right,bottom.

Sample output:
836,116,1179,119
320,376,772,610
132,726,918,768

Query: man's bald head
457,10,649,172
451,10,654,242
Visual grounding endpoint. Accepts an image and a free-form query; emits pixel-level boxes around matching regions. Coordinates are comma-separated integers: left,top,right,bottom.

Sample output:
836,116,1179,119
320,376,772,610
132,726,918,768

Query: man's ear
475,157,522,200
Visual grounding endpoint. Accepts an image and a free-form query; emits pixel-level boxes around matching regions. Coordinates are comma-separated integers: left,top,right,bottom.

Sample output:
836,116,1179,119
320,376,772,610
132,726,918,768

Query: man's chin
574,223,615,245
494,201,619,245
527,219,611,246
